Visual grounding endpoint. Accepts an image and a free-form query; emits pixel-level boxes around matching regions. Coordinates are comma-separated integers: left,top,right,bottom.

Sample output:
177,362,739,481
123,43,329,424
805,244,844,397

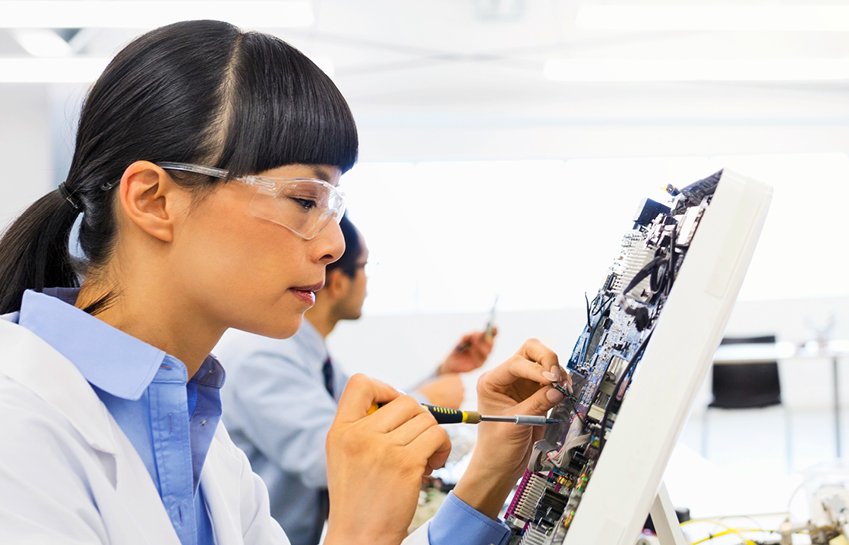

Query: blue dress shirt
216,322,511,545
18,288,222,545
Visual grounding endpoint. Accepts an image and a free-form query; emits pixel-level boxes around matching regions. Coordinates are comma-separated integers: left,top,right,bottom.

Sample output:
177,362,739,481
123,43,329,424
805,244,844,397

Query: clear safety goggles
158,162,346,240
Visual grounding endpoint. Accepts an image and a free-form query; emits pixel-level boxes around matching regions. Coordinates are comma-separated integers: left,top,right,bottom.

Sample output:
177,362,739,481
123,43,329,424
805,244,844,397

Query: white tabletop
713,340,849,364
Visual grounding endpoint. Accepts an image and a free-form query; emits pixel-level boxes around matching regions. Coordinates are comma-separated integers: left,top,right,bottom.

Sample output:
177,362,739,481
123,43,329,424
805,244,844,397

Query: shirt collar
192,353,226,389
297,318,331,371
18,288,223,399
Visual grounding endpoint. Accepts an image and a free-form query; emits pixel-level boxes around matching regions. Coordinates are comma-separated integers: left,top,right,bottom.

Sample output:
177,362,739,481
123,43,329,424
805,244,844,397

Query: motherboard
504,172,722,545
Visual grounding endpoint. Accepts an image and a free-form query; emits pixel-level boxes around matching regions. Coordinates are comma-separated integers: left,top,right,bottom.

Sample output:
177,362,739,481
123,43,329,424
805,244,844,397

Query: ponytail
0,189,80,314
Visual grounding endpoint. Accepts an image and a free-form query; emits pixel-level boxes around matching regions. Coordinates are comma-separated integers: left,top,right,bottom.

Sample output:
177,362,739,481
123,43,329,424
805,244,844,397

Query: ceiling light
576,4,849,32
0,1,314,29
543,58,849,82
0,57,110,83
11,29,72,57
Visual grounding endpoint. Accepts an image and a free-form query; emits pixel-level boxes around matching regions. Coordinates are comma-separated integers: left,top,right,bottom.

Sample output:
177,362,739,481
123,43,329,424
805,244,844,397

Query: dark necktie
322,356,335,399
318,356,335,534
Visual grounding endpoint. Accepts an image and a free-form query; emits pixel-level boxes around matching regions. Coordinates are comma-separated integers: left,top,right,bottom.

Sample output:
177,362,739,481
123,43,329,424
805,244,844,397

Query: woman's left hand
452,338,571,518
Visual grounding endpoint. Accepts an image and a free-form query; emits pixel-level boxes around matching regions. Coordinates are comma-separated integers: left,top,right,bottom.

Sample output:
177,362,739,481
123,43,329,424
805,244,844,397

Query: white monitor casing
563,170,772,545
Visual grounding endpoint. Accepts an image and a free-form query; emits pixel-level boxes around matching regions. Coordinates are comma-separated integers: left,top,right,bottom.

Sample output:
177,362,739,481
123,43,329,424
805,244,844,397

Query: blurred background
1,0,848,527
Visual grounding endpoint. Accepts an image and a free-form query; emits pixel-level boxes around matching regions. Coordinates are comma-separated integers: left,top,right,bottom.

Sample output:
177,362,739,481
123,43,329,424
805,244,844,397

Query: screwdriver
369,402,560,426
456,296,499,352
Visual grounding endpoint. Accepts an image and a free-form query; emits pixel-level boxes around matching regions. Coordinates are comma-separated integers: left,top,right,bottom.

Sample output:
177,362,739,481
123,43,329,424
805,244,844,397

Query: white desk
713,340,849,458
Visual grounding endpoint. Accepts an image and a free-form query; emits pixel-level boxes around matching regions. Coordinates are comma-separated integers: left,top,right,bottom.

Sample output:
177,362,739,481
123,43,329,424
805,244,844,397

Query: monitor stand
650,483,688,545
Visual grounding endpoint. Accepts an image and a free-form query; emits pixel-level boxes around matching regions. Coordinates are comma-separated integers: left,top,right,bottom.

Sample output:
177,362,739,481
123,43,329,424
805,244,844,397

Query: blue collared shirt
18,288,222,545
217,322,511,545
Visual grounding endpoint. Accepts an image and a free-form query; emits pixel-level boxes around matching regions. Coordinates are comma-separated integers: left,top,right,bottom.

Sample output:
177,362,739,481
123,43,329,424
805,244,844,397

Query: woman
0,20,571,545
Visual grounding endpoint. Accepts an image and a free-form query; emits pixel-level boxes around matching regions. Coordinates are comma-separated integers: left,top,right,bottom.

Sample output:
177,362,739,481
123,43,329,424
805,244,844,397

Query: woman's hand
453,339,571,519
324,374,451,545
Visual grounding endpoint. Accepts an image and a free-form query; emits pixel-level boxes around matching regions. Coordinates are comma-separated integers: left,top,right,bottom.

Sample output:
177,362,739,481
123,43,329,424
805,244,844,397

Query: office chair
701,335,793,471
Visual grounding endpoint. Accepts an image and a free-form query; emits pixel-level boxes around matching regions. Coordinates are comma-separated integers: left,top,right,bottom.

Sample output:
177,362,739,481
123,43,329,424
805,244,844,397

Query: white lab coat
0,316,429,545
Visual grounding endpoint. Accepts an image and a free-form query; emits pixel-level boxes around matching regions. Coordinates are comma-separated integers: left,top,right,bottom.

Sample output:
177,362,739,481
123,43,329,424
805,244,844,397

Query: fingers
453,332,477,355
516,338,559,373
367,394,432,433
391,407,438,445
456,330,494,350
512,384,565,417
483,349,558,389
409,424,452,473
464,331,495,362
335,374,401,424
509,338,571,391
561,367,574,393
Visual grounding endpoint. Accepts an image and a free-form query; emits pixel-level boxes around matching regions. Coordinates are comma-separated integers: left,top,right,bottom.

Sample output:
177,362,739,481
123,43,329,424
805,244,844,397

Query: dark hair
326,214,363,279
0,20,358,314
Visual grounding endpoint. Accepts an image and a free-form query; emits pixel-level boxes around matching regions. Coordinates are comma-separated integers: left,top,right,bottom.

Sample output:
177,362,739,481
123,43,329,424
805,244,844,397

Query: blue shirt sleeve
226,351,337,488
429,492,511,545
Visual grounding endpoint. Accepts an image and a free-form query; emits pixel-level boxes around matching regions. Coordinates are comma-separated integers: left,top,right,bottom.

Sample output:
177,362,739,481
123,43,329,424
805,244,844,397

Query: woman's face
172,163,345,339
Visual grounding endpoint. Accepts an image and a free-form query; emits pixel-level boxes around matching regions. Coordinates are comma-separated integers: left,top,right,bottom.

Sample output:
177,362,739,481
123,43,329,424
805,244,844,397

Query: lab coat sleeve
240,463,292,545
227,351,338,489
0,392,108,544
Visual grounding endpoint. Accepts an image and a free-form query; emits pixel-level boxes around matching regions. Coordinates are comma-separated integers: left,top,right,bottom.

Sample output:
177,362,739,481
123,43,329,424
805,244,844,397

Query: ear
324,268,351,299
117,161,186,243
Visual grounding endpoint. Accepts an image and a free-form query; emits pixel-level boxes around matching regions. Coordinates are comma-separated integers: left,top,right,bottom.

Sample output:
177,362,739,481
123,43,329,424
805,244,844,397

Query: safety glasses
158,162,346,240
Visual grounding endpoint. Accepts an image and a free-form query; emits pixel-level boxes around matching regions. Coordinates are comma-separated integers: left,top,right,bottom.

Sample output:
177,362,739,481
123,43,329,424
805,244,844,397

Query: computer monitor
503,170,772,545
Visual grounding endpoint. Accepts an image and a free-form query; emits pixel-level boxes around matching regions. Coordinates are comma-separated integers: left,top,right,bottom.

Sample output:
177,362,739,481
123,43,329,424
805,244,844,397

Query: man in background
216,215,496,545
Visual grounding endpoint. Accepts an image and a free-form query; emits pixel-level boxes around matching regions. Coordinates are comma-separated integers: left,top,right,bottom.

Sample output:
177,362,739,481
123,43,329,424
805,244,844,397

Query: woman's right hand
324,374,451,545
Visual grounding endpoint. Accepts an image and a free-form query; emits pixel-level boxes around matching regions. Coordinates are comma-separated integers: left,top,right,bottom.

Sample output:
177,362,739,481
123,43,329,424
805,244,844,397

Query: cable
622,256,667,296
666,222,678,295
597,330,653,450
681,518,791,545
578,295,615,364
690,528,757,545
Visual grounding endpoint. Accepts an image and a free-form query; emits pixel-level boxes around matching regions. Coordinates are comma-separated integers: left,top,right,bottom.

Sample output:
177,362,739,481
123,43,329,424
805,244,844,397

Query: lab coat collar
18,289,166,400
0,315,292,545
0,316,119,455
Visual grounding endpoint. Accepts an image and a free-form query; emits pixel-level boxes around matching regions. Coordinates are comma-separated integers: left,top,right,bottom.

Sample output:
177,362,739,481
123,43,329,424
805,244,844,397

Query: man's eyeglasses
158,162,346,240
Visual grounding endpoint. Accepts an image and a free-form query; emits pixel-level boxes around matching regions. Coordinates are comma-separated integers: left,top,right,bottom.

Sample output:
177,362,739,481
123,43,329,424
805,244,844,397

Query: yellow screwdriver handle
367,402,481,424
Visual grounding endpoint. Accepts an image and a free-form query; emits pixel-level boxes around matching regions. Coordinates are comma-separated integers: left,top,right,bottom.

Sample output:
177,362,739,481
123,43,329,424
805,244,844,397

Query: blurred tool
369,402,559,426
457,296,499,352
483,295,498,342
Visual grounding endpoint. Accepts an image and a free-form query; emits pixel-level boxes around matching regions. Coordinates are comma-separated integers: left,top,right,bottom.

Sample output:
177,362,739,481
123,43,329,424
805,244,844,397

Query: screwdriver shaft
479,414,560,426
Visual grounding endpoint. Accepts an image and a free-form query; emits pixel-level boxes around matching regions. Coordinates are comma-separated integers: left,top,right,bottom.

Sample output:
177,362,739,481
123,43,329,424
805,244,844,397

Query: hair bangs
218,32,358,178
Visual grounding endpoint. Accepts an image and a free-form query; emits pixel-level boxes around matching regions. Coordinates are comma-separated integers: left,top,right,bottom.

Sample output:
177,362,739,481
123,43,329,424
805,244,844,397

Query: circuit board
504,172,723,545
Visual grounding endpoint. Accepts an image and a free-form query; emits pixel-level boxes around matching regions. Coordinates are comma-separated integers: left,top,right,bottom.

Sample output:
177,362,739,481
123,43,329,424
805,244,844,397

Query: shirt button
201,419,208,426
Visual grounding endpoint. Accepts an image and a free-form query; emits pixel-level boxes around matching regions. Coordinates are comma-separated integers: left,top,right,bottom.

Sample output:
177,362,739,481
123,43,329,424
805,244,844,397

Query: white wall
0,86,52,230
328,296,849,413
341,154,849,317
